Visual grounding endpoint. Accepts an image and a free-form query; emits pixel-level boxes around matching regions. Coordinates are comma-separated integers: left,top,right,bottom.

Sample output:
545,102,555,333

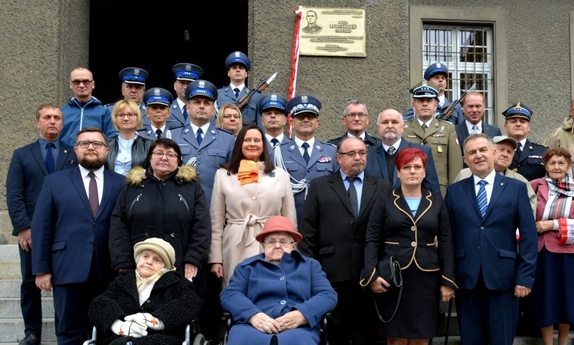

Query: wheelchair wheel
192,333,210,345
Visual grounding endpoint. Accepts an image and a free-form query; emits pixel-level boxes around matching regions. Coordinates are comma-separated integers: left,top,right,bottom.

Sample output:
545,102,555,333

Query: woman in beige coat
209,125,297,287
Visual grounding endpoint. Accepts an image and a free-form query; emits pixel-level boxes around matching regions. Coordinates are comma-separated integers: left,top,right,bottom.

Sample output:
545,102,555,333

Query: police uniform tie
196,128,203,145
45,142,55,174
347,176,359,216
182,106,189,121
271,138,279,148
156,129,162,139
387,146,396,155
234,88,240,99
88,172,99,217
302,142,310,164
477,180,488,217
470,125,479,135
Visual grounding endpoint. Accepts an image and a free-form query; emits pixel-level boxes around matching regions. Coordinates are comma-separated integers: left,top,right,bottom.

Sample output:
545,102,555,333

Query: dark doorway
89,0,248,105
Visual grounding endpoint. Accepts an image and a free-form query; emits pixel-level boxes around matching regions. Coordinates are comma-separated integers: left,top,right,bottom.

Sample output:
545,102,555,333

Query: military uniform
403,118,462,196
105,67,148,127
167,63,203,130
217,51,263,127
503,102,547,181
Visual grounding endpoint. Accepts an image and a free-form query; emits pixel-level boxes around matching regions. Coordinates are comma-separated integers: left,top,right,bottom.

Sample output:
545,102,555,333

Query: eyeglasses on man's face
345,112,367,119
77,141,106,149
152,151,178,160
71,80,93,86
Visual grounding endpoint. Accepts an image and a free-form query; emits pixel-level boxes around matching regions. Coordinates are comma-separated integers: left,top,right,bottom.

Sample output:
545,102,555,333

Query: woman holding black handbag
360,148,457,345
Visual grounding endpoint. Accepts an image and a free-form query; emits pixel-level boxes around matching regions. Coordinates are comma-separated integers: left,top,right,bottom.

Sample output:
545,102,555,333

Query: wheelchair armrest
82,326,97,345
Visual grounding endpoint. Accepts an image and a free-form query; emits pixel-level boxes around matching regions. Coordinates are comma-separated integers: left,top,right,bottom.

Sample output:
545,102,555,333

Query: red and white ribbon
287,6,304,138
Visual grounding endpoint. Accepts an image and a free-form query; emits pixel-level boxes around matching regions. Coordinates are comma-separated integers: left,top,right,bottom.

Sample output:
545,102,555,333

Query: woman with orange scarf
209,125,297,287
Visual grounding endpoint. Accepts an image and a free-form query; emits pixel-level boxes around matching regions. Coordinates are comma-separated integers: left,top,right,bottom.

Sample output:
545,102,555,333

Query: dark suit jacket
7,139,77,235
31,166,125,286
365,140,442,197
455,121,502,156
444,173,537,290
327,132,382,152
360,188,457,289
299,171,392,283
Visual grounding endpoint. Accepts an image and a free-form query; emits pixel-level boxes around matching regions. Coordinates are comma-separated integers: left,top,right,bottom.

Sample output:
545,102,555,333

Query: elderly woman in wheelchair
220,216,337,345
88,238,202,345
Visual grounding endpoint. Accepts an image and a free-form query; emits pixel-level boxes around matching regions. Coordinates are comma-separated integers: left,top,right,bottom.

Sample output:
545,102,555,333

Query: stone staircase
0,244,56,345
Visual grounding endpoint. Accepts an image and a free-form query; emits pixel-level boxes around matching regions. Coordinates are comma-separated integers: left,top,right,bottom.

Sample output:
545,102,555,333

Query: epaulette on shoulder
436,119,454,126
532,141,547,147
322,141,337,148
216,127,234,136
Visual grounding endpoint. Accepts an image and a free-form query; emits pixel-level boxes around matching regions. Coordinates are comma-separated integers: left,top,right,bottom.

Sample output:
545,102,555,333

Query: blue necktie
477,180,488,217
45,142,55,174
155,129,162,139
234,88,240,99
271,138,279,148
196,128,203,145
302,142,310,164
182,106,189,121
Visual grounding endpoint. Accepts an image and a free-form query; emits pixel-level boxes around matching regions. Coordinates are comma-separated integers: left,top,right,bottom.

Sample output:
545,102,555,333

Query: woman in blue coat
220,216,337,345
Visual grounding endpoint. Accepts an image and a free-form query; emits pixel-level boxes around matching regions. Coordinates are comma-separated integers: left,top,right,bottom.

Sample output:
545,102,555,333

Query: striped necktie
477,180,488,217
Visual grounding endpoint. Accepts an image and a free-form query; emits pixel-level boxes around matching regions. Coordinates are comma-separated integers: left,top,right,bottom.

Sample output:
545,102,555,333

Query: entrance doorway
89,0,248,104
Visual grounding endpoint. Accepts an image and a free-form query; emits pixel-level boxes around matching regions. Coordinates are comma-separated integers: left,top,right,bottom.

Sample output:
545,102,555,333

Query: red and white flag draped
287,6,304,137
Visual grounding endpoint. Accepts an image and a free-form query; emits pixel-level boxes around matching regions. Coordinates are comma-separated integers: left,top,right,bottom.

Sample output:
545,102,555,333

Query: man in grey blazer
300,137,392,345
455,92,501,157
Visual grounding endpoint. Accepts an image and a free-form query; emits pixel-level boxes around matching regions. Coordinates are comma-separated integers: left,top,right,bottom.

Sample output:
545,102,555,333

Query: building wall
1,0,573,242
0,0,90,243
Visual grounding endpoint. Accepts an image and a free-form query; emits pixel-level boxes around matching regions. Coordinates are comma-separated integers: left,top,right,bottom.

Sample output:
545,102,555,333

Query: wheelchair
82,318,209,345
220,312,330,345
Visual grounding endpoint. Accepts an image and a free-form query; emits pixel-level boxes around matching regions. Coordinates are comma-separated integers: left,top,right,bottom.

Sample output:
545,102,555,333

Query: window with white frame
422,24,494,123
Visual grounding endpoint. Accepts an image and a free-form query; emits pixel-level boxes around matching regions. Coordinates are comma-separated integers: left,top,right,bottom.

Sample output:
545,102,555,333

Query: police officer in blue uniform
106,67,149,125
259,93,291,165
168,62,203,130
171,79,235,205
505,102,547,181
403,62,464,125
137,87,174,141
217,51,263,127
278,95,338,224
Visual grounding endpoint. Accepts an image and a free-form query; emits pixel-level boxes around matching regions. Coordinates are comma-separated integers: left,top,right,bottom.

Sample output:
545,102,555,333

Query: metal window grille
423,24,494,123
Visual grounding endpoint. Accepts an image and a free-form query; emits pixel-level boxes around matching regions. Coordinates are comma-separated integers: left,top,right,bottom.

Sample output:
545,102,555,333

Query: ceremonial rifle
438,83,477,120
236,72,277,110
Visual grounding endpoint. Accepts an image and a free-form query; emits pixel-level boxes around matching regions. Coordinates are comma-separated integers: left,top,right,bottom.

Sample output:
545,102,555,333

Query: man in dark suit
7,104,77,345
31,127,125,345
300,137,392,345
455,92,502,158
365,108,441,196
328,100,381,152
504,102,548,181
445,133,537,345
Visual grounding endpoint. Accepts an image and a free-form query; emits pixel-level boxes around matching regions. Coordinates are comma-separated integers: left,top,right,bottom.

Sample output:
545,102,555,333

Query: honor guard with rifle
404,62,464,125
217,51,267,127
403,80,463,197
504,102,547,181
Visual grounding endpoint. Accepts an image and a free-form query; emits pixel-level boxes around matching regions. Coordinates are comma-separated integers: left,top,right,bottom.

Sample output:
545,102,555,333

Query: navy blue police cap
144,87,174,107
119,67,149,85
172,63,203,82
502,102,533,121
225,51,251,71
259,93,288,113
424,62,449,80
410,80,439,98
286,95,322,117
184,80,218,101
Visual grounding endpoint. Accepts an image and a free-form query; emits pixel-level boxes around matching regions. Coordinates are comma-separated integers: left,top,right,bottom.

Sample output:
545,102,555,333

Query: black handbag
373,255,403,323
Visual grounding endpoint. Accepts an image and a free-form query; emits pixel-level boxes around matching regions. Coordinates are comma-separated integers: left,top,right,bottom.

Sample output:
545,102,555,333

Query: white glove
111,320,148,337
124,312,165,331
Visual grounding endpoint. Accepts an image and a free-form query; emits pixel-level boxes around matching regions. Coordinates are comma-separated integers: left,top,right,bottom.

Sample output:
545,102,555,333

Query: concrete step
0,297,54,319
433,334,574,345
0,318,56,343
0,280,53,298
0,245,21,280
